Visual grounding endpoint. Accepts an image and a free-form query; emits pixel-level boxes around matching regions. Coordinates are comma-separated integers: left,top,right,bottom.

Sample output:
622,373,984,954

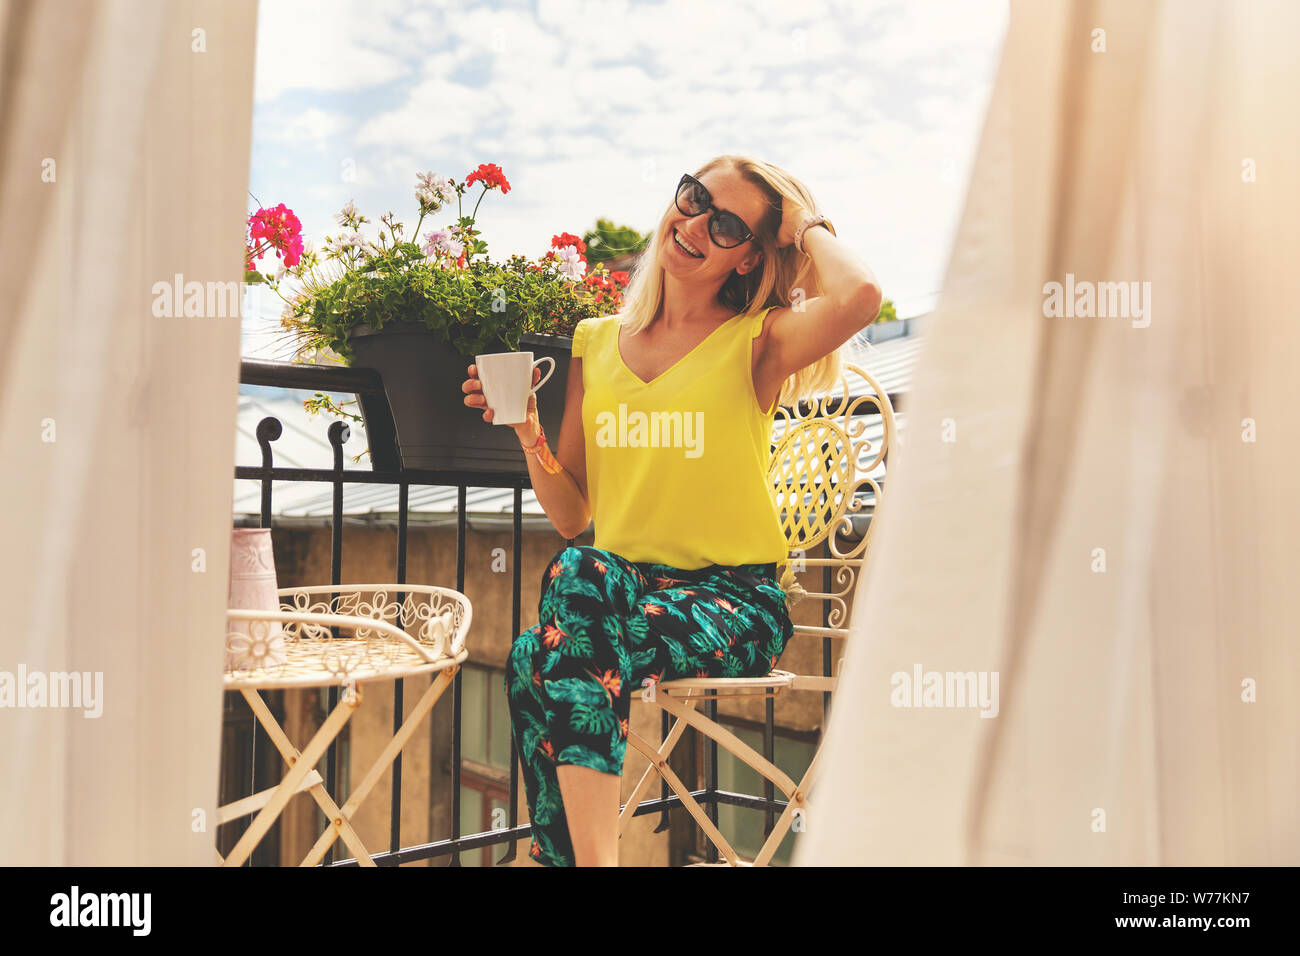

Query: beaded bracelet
521,424,563,475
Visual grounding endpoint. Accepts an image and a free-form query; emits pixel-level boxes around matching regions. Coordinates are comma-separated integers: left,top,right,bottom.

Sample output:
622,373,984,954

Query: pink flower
247,203,303,268
422,229,464,260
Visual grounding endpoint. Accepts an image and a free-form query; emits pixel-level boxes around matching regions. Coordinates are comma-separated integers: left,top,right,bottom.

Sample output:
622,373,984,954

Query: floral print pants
505,545,794,867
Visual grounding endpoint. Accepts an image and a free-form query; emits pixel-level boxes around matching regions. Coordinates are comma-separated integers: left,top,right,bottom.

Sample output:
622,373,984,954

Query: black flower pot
346,320,572,475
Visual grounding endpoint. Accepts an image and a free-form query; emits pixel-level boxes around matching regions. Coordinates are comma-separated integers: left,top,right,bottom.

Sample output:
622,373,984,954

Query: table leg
240,685,379,867
222,686,360,868
299,667,457,867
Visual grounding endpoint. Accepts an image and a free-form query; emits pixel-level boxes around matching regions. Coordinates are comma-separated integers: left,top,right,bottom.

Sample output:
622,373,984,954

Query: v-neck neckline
615,311,746,387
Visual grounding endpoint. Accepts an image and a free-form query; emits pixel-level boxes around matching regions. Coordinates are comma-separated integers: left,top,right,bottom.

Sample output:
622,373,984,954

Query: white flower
326,231,375,257
555,244,586,281
415,172,455,210
335,200,359,228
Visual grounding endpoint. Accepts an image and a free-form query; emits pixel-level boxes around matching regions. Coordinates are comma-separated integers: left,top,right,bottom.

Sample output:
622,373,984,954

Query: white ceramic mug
475,351,555,426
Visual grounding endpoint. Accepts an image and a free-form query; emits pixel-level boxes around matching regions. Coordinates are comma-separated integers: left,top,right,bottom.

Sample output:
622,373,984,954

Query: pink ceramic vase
226,527,286,670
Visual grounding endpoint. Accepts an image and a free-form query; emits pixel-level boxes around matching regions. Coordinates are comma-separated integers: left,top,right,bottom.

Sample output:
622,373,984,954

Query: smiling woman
464,152,881,867
619,155,880,413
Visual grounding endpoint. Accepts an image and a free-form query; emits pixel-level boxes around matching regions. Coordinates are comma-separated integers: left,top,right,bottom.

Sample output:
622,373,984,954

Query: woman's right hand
462,364,543,444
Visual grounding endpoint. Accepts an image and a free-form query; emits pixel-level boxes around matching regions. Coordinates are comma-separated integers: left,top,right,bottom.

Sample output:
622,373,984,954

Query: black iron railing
228,358,855,866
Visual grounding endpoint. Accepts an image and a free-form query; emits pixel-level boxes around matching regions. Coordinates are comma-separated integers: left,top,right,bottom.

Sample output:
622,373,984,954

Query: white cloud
259,107,349,150
253,0,427,102
250,0,1009,313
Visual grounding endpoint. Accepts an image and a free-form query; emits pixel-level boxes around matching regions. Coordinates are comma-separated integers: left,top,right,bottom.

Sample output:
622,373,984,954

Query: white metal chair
618,363,895,865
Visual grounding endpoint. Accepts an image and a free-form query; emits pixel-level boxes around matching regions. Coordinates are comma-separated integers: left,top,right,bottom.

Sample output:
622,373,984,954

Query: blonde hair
617,154,843,408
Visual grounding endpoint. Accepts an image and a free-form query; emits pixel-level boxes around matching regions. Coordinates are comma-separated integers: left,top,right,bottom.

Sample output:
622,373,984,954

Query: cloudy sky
245,0,1007,357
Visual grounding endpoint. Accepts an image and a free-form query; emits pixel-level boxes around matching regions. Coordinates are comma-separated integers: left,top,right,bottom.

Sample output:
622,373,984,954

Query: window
456,663,512,867
712,721,816,866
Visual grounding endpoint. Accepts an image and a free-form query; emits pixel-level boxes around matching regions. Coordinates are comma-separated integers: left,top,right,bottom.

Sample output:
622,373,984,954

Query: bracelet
521,424,564,475
520,423,546,453
794,214,835,255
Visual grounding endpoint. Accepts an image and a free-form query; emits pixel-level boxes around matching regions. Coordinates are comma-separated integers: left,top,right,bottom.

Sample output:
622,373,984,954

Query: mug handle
530,356,556,393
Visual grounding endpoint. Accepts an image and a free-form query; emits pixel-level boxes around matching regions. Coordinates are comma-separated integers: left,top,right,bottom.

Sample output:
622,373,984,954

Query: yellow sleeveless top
570,307,788,570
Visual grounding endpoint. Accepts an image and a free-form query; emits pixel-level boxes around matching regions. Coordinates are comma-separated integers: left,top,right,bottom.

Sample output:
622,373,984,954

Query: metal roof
234,324,923,527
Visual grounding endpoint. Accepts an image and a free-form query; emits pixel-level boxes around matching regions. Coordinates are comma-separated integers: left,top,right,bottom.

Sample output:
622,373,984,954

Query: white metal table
217,584,471,867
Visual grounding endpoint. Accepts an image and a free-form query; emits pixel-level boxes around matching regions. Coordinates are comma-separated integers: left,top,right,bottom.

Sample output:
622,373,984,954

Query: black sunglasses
673,173,755,249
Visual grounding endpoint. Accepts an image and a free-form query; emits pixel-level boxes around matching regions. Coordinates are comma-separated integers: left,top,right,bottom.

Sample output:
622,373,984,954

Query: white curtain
797,0,1299,865
0,0,258,864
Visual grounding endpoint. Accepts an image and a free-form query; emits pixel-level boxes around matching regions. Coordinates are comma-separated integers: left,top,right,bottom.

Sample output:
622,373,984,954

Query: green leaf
556,744,619,774
569,703,618,737
543,676,607,707
532,772,563,826
628,646,657,672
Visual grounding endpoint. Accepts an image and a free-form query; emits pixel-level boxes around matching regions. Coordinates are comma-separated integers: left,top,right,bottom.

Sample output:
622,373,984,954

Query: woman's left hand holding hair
752,196,884,387
776,197,811,249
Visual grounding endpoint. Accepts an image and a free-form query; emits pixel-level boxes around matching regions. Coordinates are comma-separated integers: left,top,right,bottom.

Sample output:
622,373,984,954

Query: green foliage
301,393,369,464
253,179,629,365
874,296,899,322
278,253,604,363
581,218,649,264
303,392,361,423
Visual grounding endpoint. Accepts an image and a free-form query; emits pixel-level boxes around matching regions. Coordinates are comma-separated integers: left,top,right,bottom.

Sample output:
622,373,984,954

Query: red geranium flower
465,163,511,194
551,232,586,254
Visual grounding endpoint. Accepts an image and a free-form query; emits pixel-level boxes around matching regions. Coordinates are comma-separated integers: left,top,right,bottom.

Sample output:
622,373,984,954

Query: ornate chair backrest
767,362,896,644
